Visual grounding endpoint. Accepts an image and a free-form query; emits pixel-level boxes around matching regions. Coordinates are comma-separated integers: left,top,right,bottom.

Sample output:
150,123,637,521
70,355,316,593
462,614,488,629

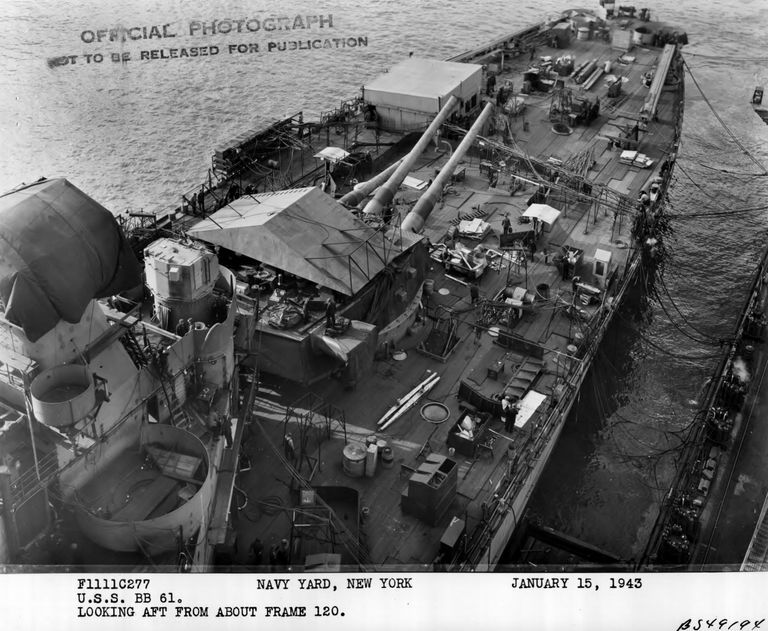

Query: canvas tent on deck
522,203,562,227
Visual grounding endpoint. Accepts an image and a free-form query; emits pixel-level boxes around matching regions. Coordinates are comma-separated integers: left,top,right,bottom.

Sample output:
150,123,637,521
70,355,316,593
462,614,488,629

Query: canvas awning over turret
0,178,141,342
187,187,419,296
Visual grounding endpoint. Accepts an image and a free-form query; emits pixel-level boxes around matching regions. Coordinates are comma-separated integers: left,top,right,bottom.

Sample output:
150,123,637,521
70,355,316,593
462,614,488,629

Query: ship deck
219,13,686,571
485,30,681,194
231,190,623,568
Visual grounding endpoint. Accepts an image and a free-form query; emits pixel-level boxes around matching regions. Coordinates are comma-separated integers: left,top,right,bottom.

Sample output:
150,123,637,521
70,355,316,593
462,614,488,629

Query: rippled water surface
2,0,768,562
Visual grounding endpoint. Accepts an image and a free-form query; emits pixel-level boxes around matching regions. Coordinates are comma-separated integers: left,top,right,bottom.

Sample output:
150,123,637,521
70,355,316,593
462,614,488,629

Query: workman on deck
501,214,511,235
218,415,233,448
469,280,480,305
325,296,337,328
276,539,290,565
175,318,188,336
284,432,296,463
473,321,483,345
248,538,264,565
502,396,519,432
572,275,581,296
486,74,496,96
446,225,458,250
269,541,289,569
197,189,205,214
496,86,506,107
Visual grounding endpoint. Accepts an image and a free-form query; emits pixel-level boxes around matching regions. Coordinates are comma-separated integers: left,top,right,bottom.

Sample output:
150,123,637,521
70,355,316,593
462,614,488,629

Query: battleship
0,3,686,571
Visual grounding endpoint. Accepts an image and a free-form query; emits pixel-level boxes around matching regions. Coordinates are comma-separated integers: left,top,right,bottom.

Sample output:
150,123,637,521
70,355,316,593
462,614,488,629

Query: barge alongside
639,235,768,569
638,96,768,570
0,4,686,570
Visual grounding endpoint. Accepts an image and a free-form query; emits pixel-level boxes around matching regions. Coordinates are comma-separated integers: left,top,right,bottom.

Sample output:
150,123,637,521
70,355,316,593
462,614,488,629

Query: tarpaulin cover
514,390,547,429
0,178,141,341
313,147,349,163
188,187,420,296
310,320,378,381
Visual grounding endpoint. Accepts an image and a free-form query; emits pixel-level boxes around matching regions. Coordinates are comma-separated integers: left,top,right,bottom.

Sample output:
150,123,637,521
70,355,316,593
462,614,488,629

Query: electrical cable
683,59,768,177
693,161,768,180
654,274,729,345
666,202,768,220
683,51,768,63
610,301,721,366
672,162,740,212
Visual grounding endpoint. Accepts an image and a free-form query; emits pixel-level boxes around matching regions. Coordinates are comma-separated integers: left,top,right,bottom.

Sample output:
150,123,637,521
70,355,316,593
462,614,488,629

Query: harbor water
2,0,768,565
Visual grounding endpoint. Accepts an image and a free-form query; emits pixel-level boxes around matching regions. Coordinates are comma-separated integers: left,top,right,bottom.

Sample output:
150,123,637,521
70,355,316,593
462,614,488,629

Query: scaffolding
282,393,347,490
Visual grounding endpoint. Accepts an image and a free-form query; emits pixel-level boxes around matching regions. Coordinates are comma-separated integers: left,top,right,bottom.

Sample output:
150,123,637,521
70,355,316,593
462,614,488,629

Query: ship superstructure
0,179,247,568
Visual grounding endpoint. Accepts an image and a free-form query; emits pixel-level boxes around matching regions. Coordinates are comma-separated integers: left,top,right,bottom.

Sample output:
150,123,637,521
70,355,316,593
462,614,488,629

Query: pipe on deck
401,102,494,233
362,94,459,218
337,158,403,208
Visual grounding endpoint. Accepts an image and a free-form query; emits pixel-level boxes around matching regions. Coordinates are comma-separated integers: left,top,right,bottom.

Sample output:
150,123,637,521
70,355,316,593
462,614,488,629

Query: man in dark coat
469,281,480,304
197,189,205,214
502,396,519,432
325,296,337,328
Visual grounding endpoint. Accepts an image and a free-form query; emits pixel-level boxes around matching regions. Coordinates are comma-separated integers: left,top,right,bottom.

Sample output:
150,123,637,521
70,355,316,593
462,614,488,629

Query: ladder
119,331,149,368
166,382,192,429
8,449,60,508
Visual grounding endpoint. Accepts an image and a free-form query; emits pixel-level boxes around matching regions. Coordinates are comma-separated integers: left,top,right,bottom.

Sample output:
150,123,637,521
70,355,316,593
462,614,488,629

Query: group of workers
501,213,541,263
246,537,290,568
185,189,206,216
185,178,260,218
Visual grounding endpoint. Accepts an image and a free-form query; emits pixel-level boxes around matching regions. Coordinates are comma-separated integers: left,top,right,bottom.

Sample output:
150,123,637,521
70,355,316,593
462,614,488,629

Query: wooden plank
146,445,203,484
